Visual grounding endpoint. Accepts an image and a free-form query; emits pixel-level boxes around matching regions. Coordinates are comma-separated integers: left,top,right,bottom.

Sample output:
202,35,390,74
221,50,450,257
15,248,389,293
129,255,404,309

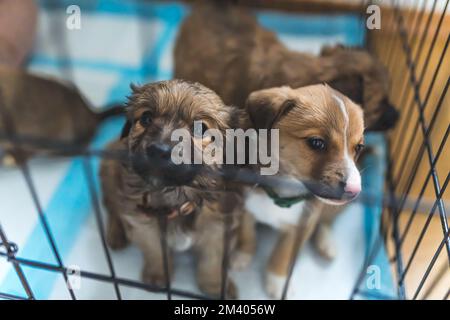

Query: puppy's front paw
230,251,252,271
142,263,167,288
313,225,336,261
315,237,336,261
265,272,295,299
198,278,238,299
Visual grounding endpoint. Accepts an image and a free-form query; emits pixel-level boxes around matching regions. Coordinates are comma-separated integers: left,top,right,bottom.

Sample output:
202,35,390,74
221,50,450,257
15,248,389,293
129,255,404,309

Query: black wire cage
0,0,449,300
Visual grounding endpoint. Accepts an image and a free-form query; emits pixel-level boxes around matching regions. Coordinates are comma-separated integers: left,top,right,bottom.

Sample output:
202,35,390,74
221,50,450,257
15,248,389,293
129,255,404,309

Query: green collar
262,186,311,208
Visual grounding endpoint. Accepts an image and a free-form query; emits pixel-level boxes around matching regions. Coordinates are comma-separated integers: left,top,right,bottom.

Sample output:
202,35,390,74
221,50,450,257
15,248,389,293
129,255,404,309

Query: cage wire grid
350,0,450,300
0,0,449,300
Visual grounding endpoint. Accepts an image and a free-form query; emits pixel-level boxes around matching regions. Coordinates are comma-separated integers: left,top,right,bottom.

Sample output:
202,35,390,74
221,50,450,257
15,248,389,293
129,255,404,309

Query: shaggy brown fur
174,0,398,131
0,67,123,165
100,79,249,298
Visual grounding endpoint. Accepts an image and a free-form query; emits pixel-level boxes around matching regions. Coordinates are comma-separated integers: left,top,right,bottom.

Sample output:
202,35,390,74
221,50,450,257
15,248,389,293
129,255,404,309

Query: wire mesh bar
412,229,450,300
391,28,449,186
281,227,302,300
382,0,401,66
393,75,450,214
0,224,34,299
389,0,428,120
406,0,427,44
390,1,450,263
281,201,320,300
390,0,439,152
386,150,407,299
385,0,419,71
421,262,449,300
391,0,436,96
16,163,77,300
417,0,450,84
0,292,29,300
0,90,76,300
82,159,122,300
220,212,232,300
391,9,449,176
444,287,450,300
0,251,211,300
398,125,449,248
398,173,449,284
157,215,172,300
350,231,388,299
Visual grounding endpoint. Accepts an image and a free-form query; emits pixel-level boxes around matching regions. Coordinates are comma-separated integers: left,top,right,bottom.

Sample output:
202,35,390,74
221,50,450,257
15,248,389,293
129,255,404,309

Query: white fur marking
245,190,305,230
333,95,349,124
333,95,361,192
345,156,361,193
333,94,349,151
168,229,193,252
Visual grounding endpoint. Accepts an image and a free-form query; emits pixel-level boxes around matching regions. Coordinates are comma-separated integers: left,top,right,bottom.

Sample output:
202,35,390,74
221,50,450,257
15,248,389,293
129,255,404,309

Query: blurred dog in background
0,68,123,165
174,0,398,131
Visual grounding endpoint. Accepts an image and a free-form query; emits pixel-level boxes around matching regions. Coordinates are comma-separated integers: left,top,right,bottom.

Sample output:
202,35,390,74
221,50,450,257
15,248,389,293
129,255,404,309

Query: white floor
48,202,365,300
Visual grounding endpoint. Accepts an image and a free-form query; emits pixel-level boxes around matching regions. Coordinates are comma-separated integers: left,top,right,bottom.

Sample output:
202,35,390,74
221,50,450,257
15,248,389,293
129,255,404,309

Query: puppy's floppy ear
121,83,143,139
327,74,364,105
245,87,297,129
130,83,143,94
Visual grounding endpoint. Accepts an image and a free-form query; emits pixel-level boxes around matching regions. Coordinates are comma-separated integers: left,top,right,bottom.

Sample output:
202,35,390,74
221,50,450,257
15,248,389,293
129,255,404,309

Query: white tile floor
46,202,365,300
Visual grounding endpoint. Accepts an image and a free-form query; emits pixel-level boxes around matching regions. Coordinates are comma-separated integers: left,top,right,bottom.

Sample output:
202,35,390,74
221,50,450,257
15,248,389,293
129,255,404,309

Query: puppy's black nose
146,143,172,161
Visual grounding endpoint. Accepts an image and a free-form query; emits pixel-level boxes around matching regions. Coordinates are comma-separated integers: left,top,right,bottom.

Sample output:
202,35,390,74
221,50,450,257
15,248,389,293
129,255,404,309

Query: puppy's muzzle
147,143,172,162
132,143,200,186
304,179,360,204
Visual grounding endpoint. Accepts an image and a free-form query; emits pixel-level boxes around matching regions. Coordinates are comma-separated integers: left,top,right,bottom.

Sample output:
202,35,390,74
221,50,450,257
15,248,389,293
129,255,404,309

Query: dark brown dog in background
0,67,123,165
100,79,250,298
174,0,398,132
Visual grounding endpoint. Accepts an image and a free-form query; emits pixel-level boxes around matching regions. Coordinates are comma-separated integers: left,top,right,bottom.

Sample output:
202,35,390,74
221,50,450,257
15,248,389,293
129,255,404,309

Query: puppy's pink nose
344,183,361,197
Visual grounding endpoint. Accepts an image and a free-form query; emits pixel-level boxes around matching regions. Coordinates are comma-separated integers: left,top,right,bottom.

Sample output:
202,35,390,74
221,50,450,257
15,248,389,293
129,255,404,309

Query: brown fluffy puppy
174,0,398,131
242,84,365,298
0,67,123,164
100,79,248,298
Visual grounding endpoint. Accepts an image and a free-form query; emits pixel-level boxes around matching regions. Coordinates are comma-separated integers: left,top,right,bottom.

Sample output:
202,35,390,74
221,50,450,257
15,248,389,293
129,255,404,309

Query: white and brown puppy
242,84,365,298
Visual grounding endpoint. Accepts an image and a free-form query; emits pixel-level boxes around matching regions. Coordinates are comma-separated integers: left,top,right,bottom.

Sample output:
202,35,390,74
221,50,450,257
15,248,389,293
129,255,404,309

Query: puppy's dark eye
139,111,152,127
201,122,208,135
193,121,209,136
307,137,326,151
355,143,365,154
